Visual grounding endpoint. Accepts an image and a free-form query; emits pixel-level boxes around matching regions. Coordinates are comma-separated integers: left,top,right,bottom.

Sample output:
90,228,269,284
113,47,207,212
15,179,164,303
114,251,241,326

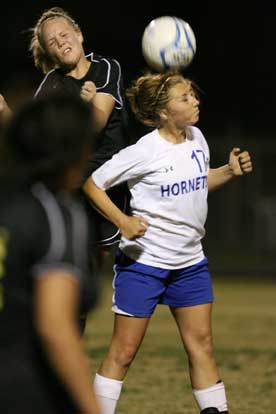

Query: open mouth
63,47,71,55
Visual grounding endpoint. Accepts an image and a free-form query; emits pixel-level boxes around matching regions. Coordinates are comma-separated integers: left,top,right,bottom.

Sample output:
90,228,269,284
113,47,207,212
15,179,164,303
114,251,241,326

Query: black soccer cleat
200,409,229,414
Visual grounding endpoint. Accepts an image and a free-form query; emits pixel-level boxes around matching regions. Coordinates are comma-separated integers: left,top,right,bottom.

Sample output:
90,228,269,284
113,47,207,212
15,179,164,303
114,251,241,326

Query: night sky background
0,0,275,135
0,0,275,272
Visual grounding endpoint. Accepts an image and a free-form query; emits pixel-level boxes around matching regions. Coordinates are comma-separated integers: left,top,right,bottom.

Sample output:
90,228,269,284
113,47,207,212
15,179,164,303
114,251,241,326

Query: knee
185,329,214,359
108,341,138,368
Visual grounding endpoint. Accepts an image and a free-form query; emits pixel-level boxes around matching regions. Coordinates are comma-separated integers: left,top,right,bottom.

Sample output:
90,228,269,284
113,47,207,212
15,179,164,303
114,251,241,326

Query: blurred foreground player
0,94,101,414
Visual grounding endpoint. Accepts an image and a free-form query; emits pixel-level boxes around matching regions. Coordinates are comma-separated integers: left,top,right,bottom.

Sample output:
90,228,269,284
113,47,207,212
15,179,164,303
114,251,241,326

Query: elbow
82,177,92,196
35,314,76,353
83,176,104,199
82,176,97,199
36,313,64,344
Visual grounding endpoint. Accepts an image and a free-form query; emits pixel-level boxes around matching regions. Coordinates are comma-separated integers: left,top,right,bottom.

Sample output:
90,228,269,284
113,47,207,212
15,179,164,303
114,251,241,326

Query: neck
158,126,187,144
66,56,91,79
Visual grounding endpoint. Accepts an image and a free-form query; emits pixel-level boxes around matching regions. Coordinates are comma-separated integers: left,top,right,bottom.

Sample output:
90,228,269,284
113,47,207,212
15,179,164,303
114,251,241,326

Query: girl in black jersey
0,94,100,414
0,6,129,248
30,7,129,248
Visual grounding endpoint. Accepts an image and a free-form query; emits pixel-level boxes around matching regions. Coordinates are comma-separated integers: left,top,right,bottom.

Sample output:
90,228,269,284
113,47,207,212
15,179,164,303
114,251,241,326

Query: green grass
85,275,276,413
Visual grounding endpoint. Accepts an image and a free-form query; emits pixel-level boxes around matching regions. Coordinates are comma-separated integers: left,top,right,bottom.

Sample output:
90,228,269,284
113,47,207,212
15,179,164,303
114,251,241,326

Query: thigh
171,303,213,348
161,258,214,308
111,313,151,349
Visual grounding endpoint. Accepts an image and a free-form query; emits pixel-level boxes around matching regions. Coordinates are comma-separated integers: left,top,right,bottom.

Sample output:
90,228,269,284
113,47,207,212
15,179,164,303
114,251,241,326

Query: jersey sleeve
33,70,57,99
31,184,89,281
92,142,152,190
93,56,124,109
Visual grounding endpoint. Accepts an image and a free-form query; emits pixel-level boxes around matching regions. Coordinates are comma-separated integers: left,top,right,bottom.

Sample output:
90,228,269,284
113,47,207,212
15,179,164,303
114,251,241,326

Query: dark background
1,1,275,275
0,1,275,134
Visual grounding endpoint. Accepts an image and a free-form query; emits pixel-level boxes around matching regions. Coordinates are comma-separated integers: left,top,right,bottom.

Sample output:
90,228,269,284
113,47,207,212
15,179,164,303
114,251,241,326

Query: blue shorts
112,250,214,317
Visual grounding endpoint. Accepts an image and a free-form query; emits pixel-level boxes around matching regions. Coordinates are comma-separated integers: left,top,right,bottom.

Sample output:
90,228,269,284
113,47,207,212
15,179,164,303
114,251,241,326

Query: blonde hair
29,7,81,74
126,71,195,128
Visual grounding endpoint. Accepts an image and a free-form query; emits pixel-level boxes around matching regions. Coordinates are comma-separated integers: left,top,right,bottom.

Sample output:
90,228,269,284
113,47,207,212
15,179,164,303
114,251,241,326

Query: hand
120,215,149,240
80,81,97,103
229,147,253,176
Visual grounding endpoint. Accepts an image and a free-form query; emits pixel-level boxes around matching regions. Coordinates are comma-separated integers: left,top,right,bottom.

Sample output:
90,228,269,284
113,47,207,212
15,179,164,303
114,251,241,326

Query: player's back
0,178,48,349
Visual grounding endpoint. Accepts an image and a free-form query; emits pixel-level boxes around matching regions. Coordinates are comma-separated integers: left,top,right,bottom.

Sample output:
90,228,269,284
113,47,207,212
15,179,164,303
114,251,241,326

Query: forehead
168,80,192,98
41,17,74,37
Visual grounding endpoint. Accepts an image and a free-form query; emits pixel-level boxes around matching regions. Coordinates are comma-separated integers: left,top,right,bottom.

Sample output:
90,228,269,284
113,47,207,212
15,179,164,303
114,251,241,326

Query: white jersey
92,126,210,269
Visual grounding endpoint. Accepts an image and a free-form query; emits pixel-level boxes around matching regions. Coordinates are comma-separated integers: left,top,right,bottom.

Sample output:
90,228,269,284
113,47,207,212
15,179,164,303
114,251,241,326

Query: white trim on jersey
66,198,89,269
33,69,55,99
32,183,66,262
86,52,123,109
31,183,87,280
113,59,123,108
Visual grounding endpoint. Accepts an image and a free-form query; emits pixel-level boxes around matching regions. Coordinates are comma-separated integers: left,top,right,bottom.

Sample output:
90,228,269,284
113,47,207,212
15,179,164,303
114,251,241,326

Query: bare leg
94,314,150,414
99,313,150,379
170,303,219,389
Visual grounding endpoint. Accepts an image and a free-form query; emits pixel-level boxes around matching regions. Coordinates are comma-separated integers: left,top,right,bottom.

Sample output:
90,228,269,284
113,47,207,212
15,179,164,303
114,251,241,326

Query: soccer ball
141,16,196,72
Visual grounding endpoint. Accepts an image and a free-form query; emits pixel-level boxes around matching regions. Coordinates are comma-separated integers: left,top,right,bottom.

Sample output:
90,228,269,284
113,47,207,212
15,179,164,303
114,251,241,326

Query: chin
186,120,198,127
192,115,199,124
61,61,76,72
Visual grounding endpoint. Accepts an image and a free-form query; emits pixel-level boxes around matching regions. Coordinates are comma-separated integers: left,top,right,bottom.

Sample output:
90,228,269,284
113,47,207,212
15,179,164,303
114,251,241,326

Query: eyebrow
46,30,67,43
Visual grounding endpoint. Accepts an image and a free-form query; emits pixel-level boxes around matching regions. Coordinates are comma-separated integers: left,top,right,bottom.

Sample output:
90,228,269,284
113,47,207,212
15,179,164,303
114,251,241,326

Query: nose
193,95,199,107
56,36,65,48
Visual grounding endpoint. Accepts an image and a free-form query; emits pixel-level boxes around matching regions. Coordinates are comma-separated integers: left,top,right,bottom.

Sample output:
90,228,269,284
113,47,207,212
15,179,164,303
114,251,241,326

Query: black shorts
80,184,130,248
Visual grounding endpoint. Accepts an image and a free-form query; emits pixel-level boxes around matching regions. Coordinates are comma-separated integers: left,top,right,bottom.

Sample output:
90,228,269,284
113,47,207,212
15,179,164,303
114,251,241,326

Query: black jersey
34,53,129,175
0,178,98,414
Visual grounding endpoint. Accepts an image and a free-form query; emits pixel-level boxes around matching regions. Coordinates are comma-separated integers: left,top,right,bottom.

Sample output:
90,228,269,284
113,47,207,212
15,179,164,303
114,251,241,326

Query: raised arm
80,81,115,136
208,147,253,192
83,177,148,240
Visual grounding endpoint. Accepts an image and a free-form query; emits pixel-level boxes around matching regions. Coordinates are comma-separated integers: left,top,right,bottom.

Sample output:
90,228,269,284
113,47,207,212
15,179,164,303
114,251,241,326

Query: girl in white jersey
83,71,253,414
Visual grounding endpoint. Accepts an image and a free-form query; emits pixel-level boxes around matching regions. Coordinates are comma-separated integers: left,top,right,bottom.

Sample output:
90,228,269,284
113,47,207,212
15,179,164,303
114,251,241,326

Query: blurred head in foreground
0,93,94,192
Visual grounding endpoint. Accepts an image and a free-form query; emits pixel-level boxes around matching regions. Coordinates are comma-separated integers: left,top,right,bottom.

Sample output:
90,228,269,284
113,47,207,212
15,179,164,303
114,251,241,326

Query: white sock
193,381,228,412
94,373,123,414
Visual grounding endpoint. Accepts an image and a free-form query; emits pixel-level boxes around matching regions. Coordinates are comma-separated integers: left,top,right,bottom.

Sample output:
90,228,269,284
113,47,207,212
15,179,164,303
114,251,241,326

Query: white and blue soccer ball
142,16,196,72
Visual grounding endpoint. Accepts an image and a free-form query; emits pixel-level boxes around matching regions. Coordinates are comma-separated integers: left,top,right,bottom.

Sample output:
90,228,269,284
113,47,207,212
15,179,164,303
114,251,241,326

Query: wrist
227,163,236,179
115,212,129,229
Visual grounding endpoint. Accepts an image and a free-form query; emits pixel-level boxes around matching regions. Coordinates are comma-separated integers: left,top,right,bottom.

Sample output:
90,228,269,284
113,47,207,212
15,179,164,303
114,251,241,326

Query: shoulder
31,183,89,268
121,130,157,161
87,52,122,72
86,52,124,104
99,130,156,169
135,129,157,146
188,126,208,145
34,69,61,98
0,180,50,256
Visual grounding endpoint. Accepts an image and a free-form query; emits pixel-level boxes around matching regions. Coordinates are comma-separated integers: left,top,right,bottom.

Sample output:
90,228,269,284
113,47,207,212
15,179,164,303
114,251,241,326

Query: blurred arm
0,94,12,123
34,270,101,414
